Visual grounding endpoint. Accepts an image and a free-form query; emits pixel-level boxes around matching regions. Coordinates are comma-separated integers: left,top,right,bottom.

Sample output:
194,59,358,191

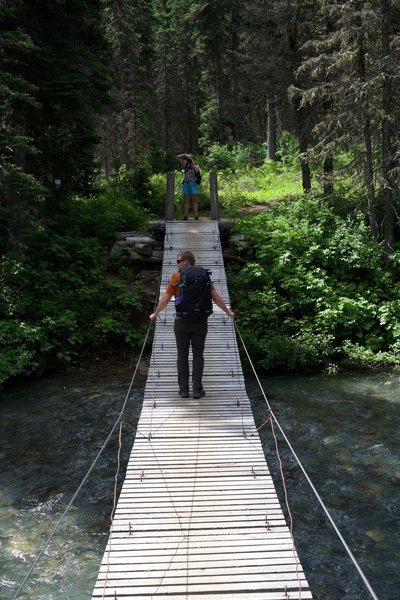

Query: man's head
177,250,195,269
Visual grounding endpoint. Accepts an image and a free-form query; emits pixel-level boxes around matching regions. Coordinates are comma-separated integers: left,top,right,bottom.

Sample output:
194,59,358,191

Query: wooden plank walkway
92,220,312,599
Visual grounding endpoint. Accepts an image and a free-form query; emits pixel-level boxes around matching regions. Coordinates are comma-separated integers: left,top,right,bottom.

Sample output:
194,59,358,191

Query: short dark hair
177,250,195,265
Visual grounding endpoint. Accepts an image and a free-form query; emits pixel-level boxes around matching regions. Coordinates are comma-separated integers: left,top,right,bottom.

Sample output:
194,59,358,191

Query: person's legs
183,195,190,219
174,320,190,394
191,320,208,394
191,194,199,218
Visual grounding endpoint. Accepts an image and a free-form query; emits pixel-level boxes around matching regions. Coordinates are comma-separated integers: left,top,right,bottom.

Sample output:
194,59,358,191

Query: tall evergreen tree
243,0,316,188
380,0,399,252
1,0,110,199
99,0,154,170
194,0,244,147
294,0,400,246
153,0,202,154
1,0,43,251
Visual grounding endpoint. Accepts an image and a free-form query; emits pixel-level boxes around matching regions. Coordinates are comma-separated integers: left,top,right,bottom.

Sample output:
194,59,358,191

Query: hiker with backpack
149,250,235,399
177,153,201,220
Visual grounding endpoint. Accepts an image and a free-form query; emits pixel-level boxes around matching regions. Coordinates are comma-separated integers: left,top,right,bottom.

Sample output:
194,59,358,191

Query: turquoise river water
0,368,399,599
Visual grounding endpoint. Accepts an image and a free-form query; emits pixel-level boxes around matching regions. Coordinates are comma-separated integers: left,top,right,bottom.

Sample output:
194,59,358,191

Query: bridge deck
92,220,312,599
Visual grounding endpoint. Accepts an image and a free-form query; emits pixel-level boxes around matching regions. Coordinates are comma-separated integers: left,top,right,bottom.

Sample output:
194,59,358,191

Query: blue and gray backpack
175,265,213,321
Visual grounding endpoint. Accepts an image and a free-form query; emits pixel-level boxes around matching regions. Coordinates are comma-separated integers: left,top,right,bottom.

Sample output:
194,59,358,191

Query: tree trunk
323,155,333,195
267,94,277,161
184,48,194,151
215,53,224,142
381,0,395,253
364,119,379,242
297,105,311,193
355,0,379,242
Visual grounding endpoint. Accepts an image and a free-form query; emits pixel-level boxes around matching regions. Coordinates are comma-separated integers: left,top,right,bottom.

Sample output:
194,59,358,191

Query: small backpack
175,265,213,321
184,162,201,185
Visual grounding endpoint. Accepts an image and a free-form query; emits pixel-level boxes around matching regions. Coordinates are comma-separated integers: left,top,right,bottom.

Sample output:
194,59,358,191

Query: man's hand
149,312,157,321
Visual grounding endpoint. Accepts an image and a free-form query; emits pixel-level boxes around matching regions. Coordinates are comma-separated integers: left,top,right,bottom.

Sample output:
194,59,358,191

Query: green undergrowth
2,140,399,387
228,194,400,373
217,162,302,216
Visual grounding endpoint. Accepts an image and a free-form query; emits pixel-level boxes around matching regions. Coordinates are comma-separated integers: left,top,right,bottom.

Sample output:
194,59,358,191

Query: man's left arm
211,288,235,318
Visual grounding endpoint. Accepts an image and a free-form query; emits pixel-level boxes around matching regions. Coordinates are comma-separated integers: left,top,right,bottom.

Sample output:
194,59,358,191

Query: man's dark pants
174,319,208,393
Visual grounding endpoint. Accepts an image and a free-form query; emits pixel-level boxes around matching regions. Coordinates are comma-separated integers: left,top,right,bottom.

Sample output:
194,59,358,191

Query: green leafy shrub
229,195,400,371
0,207,147,386
202,142,267,171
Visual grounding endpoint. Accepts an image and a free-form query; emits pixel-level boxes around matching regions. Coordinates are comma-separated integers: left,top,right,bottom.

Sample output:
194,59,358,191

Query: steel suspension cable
233,320,380,600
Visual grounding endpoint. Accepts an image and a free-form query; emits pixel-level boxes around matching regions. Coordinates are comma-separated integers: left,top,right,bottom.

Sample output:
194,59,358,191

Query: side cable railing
233,320,380,600
12,312,157,600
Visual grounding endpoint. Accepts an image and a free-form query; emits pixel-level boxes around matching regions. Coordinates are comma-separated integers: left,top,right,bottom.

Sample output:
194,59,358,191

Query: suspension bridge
8,173,382,600
91,219,312,599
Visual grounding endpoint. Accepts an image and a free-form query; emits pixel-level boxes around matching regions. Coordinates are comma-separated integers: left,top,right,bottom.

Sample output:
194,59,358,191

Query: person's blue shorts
182,181,199,196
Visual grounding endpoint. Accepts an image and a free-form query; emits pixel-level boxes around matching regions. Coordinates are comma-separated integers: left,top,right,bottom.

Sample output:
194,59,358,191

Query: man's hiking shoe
179,390,189,398
193,389,205,399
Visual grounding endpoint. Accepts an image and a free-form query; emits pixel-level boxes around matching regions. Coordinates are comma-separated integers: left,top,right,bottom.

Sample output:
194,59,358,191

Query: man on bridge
150,250,235,399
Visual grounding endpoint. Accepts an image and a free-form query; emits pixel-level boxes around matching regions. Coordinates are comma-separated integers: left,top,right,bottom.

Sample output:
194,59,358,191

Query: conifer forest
2,0,400,386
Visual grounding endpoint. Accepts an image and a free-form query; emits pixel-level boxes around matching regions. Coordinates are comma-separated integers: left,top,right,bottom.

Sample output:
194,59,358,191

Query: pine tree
194,0,245,146
99,0,155,170
243,0,316,188
152,0,202,154
0,0,43,251
294,0,400,246
1,0,110,196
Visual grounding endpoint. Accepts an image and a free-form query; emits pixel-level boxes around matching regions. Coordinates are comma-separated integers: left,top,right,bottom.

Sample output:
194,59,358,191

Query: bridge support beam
165,171,175,221
210,171,219,220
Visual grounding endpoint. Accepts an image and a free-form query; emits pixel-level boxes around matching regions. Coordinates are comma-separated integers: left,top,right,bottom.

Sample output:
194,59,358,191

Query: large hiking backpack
175,265,213,321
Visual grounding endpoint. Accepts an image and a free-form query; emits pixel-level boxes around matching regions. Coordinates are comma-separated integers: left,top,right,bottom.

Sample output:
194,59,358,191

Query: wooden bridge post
210,171,219,220
165,171,175,221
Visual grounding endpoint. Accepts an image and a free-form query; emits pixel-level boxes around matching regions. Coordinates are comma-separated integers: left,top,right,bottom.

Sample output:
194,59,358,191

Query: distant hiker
150,250,235,399
177,153,201,220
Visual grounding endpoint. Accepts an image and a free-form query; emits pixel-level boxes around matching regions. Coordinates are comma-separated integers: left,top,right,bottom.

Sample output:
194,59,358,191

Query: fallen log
115,231,139,240
129,250,163,264
125,236,160,246
148,221,166,241
148,220,165,230
132,243,153,256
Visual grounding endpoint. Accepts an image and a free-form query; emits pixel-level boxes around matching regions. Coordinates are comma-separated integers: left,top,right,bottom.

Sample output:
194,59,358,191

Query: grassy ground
217,162,303,216
160,160,305,220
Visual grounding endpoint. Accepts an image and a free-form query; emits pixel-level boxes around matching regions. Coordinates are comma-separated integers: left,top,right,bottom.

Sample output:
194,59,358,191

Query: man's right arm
150,291,173,321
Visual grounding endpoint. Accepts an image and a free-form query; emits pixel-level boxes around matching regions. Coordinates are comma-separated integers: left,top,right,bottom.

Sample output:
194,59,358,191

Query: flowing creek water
0,368,399,599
